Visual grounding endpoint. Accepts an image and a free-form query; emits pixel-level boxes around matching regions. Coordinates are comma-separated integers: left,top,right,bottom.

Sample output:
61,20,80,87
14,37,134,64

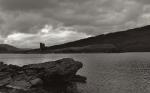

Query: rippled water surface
0,53,150,93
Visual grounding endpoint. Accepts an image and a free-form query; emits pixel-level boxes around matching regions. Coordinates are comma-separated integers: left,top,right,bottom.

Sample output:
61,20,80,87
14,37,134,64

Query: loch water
0,53,150,93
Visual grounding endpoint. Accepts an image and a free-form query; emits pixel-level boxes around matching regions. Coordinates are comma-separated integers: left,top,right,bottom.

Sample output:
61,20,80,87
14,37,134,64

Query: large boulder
0,58,86,93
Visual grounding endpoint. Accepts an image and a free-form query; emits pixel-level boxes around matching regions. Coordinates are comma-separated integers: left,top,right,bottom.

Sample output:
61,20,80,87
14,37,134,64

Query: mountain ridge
0,44,24,53
24,25,150,53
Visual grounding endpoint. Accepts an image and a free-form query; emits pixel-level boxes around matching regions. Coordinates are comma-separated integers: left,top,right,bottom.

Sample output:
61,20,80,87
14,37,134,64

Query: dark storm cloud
6,13,59,33
0,11,61,36
0,0,88,11
0,0,143,28
0,0,51,11
0,0,145,34
136,0,150,4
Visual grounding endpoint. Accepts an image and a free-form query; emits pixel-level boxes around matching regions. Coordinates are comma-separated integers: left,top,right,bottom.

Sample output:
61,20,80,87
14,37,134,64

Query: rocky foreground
0,58,86,93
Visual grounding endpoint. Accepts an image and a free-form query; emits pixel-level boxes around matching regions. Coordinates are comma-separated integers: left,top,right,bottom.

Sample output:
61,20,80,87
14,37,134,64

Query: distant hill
25,25,150,53
0,44,23,53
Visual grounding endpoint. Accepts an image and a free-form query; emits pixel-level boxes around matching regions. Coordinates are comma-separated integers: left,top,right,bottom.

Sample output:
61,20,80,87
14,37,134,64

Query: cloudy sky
0,0,150,48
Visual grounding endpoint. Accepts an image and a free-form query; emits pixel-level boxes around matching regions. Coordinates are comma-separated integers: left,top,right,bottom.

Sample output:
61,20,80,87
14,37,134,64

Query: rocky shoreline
0,58,86,93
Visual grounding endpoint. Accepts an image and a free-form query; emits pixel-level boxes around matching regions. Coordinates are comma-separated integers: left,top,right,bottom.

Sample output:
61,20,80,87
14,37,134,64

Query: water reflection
43,82,79,93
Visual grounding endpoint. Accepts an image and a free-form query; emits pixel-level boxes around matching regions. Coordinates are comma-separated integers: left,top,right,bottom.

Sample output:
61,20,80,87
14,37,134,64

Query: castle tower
40,43,46,50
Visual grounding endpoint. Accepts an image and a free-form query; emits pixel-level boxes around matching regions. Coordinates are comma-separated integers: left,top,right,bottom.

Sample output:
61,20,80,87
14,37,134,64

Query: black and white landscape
1,0,150,93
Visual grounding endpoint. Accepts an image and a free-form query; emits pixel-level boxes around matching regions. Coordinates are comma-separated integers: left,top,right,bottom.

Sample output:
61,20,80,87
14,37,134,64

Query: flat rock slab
0,58,85,91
